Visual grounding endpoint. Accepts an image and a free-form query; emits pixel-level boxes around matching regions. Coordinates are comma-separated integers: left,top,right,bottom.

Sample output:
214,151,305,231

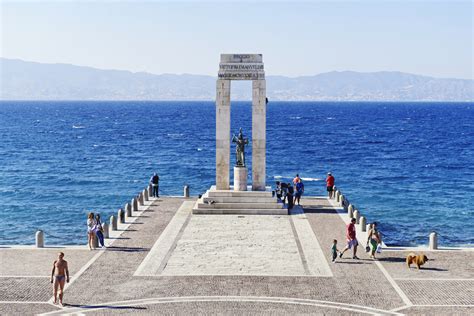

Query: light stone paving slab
135,201,331,277
134,201,194,276
290,212,333,277
162,214,304,276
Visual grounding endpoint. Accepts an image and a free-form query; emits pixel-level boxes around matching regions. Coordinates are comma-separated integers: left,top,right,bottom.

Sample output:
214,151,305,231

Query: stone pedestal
234,166,248,191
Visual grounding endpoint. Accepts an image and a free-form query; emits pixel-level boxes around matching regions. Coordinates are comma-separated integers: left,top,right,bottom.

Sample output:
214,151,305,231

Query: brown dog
406,253,429,269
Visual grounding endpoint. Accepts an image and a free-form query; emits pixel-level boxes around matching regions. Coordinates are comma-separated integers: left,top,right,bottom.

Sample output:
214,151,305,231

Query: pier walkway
1,196,472,315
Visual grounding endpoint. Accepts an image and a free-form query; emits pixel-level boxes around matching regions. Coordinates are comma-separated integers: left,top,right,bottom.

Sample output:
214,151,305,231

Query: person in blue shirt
294,179,304,205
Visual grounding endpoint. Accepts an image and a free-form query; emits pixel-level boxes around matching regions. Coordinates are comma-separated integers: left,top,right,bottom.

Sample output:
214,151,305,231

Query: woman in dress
87,212,96,250
95,213,105,249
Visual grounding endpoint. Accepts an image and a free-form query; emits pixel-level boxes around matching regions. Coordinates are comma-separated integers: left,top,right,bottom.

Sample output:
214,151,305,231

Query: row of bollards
332,187,438,249
35,183,191,248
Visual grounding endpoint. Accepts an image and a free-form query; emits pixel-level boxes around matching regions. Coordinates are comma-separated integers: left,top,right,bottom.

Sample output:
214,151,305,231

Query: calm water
0,101,473,247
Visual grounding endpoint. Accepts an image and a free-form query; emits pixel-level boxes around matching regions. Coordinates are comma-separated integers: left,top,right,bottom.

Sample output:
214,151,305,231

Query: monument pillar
252,79,266,191
216,79,231,190
215,54,266,191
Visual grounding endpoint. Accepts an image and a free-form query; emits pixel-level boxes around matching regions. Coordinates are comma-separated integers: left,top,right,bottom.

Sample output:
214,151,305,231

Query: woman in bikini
366,222,381,259
87,212,96,250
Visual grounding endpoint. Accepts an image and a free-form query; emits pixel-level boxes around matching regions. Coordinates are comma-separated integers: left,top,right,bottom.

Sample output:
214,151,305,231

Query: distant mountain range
1,58,472,101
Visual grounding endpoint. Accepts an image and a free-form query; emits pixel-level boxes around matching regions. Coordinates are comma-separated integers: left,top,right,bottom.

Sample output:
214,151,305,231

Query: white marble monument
216,54,266,191
193,54,284,215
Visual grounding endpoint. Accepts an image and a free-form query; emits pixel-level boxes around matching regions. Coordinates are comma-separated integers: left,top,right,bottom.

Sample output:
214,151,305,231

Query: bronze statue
232,128,249,167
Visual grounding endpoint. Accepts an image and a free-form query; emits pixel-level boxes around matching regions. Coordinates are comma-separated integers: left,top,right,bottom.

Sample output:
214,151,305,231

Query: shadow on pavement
65,303,147,311
105,246,150,252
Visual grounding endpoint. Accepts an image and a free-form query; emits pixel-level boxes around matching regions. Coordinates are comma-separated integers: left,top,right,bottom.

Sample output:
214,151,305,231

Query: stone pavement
0,196,472,315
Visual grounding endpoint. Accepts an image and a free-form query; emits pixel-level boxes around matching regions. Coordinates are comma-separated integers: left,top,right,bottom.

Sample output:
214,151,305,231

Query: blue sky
1,1,472,79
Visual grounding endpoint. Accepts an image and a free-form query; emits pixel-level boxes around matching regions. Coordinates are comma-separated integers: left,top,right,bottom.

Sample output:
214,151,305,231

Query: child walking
331,239,340,262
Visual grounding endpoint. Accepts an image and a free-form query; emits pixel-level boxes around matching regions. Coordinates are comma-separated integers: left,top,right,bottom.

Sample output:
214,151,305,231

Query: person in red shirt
326,172,335,199
339,218,359,259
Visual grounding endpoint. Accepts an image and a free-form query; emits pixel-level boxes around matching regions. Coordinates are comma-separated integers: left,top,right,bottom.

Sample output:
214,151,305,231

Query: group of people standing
275,174,305,211
86,212,105,250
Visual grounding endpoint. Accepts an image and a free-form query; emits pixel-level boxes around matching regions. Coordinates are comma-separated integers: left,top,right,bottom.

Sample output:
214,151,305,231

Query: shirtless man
50,252,70,306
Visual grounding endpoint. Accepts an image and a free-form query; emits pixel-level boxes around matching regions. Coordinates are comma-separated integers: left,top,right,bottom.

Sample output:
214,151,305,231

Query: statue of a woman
232,128,249,167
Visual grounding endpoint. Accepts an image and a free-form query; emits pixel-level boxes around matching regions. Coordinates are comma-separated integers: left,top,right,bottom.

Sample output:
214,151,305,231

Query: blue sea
0,101,473,247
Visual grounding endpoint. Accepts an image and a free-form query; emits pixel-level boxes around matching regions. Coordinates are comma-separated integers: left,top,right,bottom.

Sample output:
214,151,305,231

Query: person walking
326,172,335,199
281,182,288,204
150,172,160,197
275,181,282,201
339,218,359,259
95,213,105,249
87,212,96,251
50,252,69,306
286,182,294,212
366,222,381,259
294,178,304,206
331,239,340,263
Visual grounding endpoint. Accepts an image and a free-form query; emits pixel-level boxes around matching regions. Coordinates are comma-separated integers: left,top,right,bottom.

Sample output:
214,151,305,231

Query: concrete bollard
184,185,190,198
340,194,345,207
429,232,438,250
131,198,138,213
35,230,44,248
336,191,341,202
360,216,367,231
148,184,153,197
353,210,360,224
144,189,149,201
110,215,117,231
138,193,144,206
102,223,109,238
125,203,132,218
118,208,125,224
348,204,354,218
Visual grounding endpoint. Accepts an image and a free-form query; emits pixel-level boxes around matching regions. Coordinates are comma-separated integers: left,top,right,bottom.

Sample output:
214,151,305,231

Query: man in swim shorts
326,172,335,199
339,218,359,259
50,252,70,306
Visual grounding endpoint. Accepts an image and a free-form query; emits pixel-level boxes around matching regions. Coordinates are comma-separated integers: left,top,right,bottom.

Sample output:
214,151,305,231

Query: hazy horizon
2,56,472,81
1,1,472,80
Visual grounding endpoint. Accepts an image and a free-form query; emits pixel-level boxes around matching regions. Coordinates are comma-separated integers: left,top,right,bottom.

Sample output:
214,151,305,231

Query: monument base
192,186,286,215
234,166,248,191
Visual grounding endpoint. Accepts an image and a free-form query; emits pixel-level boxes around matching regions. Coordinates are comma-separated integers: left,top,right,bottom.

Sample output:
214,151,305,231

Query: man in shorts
326,172,335,199
339,218,359,259
50,252,70,306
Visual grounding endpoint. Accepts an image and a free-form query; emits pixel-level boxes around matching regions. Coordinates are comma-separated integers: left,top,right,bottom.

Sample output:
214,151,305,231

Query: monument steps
197,202,284,210
193,188,286,215
202,196,276,204
192,208,287,215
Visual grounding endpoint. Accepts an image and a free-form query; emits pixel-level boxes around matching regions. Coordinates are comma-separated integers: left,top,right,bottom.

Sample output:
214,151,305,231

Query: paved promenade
0,196,472,315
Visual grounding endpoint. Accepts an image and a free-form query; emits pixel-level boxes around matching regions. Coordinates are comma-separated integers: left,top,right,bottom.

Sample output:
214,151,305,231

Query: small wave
197,148,203,151
301,177,322,182
326,117,335,120
167,133,184,138
72,125,85,129
274,175,284,179
290,116,302,120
